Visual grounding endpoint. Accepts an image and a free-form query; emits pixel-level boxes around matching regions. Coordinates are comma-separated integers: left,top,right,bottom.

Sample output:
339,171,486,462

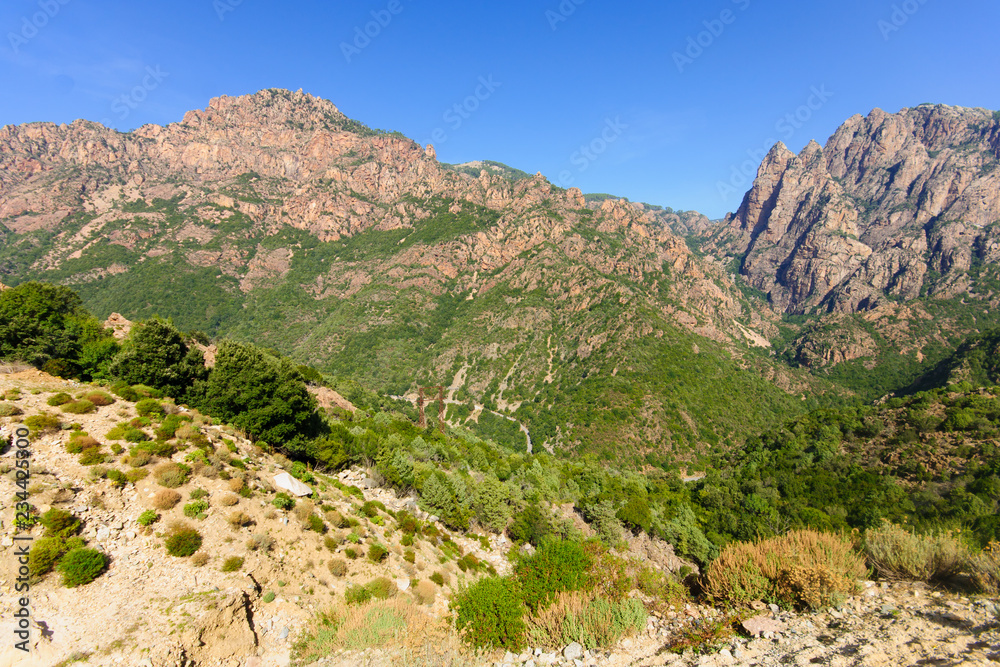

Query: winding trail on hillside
390,394,533,454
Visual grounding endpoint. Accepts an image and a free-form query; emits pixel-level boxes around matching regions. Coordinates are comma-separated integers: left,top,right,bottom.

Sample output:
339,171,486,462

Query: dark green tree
196,340,323,455
108,318,207,399
0,282,115,375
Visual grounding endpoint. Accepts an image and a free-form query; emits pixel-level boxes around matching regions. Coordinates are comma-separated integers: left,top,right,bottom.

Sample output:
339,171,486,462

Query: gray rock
278,626,290,639
563,642,583,661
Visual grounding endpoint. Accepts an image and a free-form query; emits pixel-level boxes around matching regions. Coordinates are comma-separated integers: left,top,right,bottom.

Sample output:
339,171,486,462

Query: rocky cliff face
706,105,1000,314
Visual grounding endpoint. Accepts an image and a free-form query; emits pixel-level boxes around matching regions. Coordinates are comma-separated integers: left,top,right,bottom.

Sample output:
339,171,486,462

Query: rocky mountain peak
706,104,1000,314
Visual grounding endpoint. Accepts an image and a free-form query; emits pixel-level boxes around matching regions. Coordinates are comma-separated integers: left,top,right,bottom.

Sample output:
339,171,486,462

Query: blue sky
1,0,998,219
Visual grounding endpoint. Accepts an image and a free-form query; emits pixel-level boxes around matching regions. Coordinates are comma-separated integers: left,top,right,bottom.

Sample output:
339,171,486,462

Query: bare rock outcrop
706,104,1000,314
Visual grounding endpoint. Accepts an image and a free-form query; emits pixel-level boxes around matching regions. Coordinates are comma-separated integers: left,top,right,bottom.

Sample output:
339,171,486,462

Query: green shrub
429,571,445,586
324,536,339,552
57,548,107,587
345,548,359,560
404,549,415,563
345,583,372,605
104,469,129,487
863,523,969,582
183,500,209,519
111,381,139,402
515,540,592,613
189,488,209,500
66,433,98,454
329,558,348,577
61,400,96,415
272,492,295,510
24,412,61,437
47,392,73,407
137,510,159,526
368,543,389,563
40,508,82,539
400,534,414,547
263,591,276,603
28,537,66,578
126,469,149,483
165,523,203,557
306,514,326,533
136,399,165,418
365,576,397,600
78,447,106,466
452,575,526,651
221,556,244,572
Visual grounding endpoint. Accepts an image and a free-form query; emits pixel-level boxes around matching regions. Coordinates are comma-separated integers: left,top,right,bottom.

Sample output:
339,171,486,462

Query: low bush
227,511,253,529
0,402,23,417
366,577,397,600
262,591,276,603
345,548,359,560
306,515,326,533
219,493,240,507
104,469,129,487
368,543,389,563
40,508,81,539
246,533,274,551
28,537,66,578
326,510,348,528
57,548,107,587
24,412,61,437
137,510,159,526
345,583,373,605
154,462,190,488
452,575,526,651
152,489,182,510
221,556,244,572
515,539,592,613
705,530,866,610
47,392,73,407
525,591,647,650
126,469,149,483
192,552,210,567
272,493,295,510
404,549,415,564
128,449,153,467
82,391,114,407
329,558,348,577
183,500,209,519
62,400,96,415
413,579,436,605
66,434,99,454
135,399,165,418
189,488,209,500
78,447,106,466
863,523,969,583
165,523,203,557
429,571,445,586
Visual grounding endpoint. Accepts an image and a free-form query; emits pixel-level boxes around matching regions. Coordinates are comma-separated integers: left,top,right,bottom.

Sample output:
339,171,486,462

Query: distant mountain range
2,89,999,460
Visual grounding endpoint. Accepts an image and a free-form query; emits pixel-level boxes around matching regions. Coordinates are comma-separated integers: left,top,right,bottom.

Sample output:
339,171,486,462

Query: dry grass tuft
218,493,240,507
524,590,646,651
705,529,865,610
151,489,182,510
969,542,1000,594
863,522,969,582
